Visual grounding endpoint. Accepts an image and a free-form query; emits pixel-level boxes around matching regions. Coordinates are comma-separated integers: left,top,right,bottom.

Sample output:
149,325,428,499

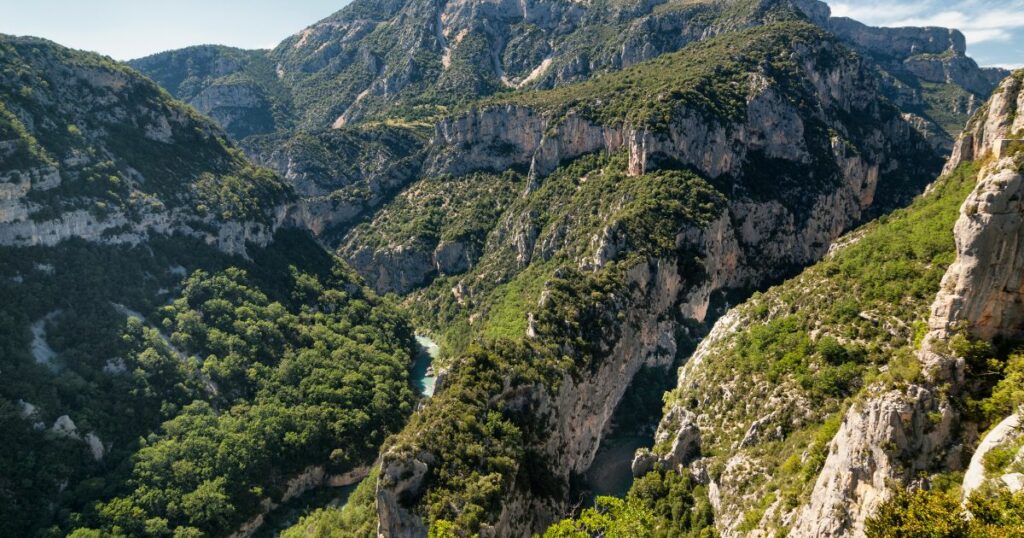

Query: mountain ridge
127,0,1001,258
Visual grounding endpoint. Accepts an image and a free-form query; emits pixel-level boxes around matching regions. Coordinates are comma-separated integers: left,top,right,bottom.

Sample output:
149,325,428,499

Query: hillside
2,2,1020,538
324,20,945,537
283,31,1020,538
129,0,1002,250
0,35,421,537
0,35,291,254
616,70,1024,537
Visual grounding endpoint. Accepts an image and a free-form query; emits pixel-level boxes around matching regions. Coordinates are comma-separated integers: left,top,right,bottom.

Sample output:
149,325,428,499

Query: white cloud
965,28,1012,44
828,0,1024,45
829,1,931,26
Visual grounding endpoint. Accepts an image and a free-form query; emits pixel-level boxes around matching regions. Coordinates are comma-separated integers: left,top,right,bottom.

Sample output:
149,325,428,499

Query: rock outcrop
789,386,958,537
962,413,1022,499
229,464,374,538
945,72,1024,174
790,75,1024,537
796,1,1009,150
921,163,1024,374
0,35,293,257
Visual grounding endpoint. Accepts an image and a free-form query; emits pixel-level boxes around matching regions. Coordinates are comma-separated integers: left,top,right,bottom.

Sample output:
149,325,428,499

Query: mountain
331,18,943,536
130,0,1002,251
0,35,420,537
0,35,292,254
4,1,1022,537
796,0,1008,149
133,0,1003,141
629,70,1024,537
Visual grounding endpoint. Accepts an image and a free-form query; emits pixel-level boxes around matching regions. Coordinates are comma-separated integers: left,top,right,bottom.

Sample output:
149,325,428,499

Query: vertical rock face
789,75,1024,538
924,72,1024,375
424,61,855,187
188,83,275,139
247,126,426,245
926,166,1024,348
945,73,1024,174
789,386,958,537
0,36,294,256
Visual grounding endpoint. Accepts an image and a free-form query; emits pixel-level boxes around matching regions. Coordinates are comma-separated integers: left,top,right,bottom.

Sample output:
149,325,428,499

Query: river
253,334,441,535
411,335,439,397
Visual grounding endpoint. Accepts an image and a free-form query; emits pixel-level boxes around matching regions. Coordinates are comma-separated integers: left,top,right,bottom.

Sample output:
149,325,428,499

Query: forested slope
0,35,421,537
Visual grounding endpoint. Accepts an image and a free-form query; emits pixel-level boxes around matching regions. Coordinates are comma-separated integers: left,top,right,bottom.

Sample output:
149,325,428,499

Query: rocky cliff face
340,24,938,295
0,36,292,256
945,72,1024,174
798,0,1008,150
790,154,1024,538
246,125,426,244
369,23,944,536
924,164,1024,358
648,71,1024,538
788,384,959,537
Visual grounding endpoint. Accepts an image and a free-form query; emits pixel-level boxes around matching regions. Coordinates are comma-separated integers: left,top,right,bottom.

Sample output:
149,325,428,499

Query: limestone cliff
790,151,1024,538
648,71,1024,538
341,23,938,295
0,35,293,256
247,125,426,245
945,72,1024,174
369,23,943,537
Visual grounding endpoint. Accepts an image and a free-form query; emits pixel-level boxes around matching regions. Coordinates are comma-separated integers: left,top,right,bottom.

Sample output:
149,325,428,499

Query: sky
0,1,1020,67
0,1,350,60
826,0,1024,68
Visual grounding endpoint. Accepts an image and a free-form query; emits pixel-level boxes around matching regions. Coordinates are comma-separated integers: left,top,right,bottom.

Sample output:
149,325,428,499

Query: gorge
1,1,1022,537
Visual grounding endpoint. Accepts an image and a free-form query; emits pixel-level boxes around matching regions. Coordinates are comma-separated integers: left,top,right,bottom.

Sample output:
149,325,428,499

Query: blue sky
826,0,1024,68
0,1,349,60
0,1,1020,67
